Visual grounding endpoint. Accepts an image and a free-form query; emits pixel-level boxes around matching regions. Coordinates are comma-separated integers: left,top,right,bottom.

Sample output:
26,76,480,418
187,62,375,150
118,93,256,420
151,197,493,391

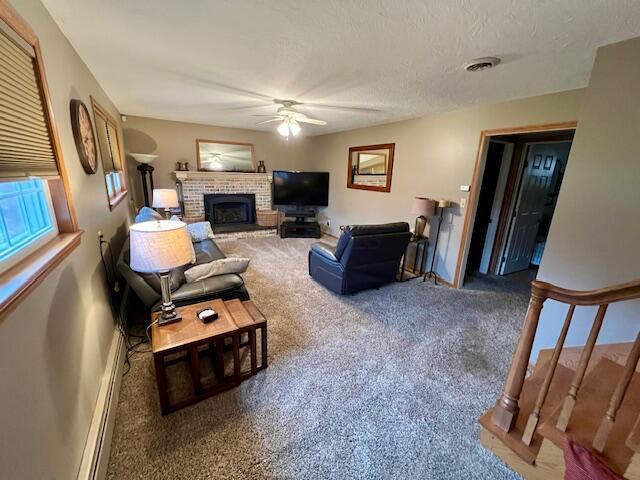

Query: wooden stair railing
521,304,575,445
593,331,640,452
627,414,640,452
491,279,640,445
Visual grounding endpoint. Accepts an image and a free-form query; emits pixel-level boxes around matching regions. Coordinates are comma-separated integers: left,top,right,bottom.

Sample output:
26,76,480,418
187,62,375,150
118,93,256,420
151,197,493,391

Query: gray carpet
107,236,527,479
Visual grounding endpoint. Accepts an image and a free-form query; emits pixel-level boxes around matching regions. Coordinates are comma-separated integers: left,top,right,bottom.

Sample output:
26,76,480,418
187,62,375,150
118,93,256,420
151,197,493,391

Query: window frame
0,178,59,273
90,97,128,210
0,1,82,320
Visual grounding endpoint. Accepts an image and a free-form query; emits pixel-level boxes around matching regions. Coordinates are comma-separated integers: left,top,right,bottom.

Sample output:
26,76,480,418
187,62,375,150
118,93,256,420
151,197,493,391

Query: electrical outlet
98,231,103,239
460,198,467,208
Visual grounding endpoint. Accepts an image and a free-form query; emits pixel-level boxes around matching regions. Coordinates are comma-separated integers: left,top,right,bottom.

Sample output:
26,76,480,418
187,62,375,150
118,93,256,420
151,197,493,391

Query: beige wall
122,116,310,209
532,37,640,357
307,89,585,283
0,1,131,479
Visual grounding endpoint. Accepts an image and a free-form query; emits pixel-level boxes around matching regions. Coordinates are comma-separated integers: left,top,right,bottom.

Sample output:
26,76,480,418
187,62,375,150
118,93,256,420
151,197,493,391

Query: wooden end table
151,298,267,415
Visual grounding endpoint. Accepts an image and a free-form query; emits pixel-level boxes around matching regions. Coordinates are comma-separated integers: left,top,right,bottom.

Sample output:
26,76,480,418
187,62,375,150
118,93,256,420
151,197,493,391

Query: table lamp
152,188,180,219
411,197,436,238
129,220,192,325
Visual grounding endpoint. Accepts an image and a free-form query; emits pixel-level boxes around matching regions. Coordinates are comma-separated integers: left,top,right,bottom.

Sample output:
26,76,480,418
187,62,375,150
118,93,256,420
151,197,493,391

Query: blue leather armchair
308,222,412,294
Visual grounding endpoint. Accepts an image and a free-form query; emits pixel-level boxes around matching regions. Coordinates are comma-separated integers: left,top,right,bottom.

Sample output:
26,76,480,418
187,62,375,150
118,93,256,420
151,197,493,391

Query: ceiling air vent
463,57,501,72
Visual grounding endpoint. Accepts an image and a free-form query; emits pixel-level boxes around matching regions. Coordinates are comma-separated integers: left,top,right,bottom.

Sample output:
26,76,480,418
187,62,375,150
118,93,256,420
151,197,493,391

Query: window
0,179,57,272
0,2,81,319
91,98,128,210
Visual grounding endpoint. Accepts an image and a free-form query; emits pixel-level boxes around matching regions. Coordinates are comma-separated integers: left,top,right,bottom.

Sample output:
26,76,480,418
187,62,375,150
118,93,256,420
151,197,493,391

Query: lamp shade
411,197,436,217
129,220,192,273
437,199,452,208
129,153,157,164
152,189,180,209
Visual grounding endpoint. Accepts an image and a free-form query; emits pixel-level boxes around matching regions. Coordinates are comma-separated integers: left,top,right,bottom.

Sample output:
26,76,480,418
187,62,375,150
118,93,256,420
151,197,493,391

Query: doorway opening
460,126,575,289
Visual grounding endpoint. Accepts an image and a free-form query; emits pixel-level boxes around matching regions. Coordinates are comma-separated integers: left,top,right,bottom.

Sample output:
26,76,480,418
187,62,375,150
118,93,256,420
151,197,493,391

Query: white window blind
0,28,58,178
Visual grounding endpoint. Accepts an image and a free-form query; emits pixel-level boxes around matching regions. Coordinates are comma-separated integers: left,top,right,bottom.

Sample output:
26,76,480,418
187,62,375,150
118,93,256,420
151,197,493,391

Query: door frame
478,140,514,274
453,121,577,288
497,139,573,275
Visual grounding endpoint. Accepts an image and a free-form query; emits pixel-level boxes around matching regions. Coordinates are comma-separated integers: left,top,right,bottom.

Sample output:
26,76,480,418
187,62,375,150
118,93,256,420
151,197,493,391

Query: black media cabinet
280,221,321,239
280,209,321,238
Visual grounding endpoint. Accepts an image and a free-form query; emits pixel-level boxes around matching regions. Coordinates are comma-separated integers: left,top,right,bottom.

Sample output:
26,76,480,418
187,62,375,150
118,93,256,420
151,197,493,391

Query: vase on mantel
257,160,266,173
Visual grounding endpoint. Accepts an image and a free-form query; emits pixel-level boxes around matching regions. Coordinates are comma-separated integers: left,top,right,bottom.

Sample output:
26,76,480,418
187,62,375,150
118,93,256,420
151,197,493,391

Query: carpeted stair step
535,342,639,377
479,357,575,464
536,358,640,478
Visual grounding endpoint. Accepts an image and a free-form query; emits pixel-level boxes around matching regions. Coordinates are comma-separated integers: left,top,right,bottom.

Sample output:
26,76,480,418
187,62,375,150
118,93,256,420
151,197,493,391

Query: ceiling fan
254,100,327,137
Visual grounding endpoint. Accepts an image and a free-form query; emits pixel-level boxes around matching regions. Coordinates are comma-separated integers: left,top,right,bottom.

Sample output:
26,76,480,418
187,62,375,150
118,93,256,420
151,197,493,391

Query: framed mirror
347,143,395,192
196,139,256,172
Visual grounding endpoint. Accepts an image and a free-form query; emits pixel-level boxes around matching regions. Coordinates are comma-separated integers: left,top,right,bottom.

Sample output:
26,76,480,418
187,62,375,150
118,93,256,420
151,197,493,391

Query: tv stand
280,209,321,238
285,209,316,224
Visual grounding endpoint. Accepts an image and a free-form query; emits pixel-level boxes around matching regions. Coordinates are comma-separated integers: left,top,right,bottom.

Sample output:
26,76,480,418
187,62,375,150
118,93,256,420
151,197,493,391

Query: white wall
122,115,310,209
307,90,584,283
0,1,130,478
532,37,640,358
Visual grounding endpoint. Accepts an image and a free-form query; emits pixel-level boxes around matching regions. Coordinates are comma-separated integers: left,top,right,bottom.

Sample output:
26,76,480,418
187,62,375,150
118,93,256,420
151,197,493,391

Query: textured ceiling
43,0,640,136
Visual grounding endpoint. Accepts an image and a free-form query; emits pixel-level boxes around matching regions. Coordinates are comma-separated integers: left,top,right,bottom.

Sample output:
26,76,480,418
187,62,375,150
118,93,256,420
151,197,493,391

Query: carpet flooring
107,236,529,479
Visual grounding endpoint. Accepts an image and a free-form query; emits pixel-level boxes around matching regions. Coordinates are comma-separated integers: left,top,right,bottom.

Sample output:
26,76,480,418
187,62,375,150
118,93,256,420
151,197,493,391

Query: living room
1,1,639,479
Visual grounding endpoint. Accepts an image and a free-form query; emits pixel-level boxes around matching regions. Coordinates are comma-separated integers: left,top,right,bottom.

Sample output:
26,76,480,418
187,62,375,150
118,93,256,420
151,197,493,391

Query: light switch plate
460,185,470,192
460,198,467,208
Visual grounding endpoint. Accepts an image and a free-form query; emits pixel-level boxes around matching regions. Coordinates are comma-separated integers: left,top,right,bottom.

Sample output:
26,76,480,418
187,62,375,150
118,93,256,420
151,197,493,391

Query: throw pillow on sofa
184,257,250,283
187,221,215,242
170,216,215,243
135,206,163,223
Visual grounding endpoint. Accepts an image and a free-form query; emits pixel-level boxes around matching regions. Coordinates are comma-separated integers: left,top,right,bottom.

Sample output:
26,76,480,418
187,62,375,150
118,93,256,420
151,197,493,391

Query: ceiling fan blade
297,117,327,125
217,104,274,112
252,114,281,117
256,118,282,125
303,103,381,113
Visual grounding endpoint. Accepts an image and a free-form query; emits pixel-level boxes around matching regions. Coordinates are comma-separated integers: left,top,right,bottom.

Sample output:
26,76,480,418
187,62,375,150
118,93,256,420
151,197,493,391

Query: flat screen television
272,171,329,207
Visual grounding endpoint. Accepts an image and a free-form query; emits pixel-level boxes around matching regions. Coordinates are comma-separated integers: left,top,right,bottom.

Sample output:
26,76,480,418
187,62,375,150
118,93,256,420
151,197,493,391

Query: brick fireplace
175,171,276,239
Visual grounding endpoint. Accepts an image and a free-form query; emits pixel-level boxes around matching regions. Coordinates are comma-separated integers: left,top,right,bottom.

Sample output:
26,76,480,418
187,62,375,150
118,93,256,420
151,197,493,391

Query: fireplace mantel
175,171,271,182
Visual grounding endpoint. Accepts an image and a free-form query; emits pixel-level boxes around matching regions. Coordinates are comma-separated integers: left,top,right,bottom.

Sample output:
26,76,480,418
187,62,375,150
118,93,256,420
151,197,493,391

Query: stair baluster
593,331,640,452
522,304,575,446
556,304,608,431
627,414,640,452
492,293,546,432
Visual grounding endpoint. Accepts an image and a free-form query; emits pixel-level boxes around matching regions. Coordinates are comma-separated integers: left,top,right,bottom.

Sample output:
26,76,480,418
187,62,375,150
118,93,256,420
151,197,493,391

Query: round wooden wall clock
70,99,98,174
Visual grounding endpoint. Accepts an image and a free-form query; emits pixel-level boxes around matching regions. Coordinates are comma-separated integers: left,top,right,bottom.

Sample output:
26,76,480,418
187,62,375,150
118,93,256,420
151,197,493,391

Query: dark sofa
308,222,411,294
118,236,249,312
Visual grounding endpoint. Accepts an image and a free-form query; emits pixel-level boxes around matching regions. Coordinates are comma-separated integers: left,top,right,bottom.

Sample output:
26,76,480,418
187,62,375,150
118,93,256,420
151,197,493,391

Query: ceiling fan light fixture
277,121,290,137
289,120,301,136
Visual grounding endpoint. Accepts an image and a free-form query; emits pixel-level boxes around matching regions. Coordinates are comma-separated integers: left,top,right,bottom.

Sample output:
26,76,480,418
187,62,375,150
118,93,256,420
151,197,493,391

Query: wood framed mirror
347,143,395,192
196,139,256,172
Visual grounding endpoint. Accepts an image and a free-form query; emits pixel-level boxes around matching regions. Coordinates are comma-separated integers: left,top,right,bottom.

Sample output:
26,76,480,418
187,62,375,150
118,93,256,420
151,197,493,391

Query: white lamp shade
129,153,157,164
129,220,192,273
438,199,452,208
411,197,436,217
152,189,180,209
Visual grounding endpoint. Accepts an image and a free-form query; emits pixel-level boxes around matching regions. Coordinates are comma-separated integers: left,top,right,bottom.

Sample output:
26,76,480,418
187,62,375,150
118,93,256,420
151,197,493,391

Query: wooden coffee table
151,298,267,414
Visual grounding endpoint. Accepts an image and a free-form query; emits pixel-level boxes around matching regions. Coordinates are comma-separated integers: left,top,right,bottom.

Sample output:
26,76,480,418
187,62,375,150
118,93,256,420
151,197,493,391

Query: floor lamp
130,153,158,207
424,199,451,285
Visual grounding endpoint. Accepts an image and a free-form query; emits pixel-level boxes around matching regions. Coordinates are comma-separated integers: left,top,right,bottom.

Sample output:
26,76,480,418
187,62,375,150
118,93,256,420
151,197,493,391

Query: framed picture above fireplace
196,139,256,172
